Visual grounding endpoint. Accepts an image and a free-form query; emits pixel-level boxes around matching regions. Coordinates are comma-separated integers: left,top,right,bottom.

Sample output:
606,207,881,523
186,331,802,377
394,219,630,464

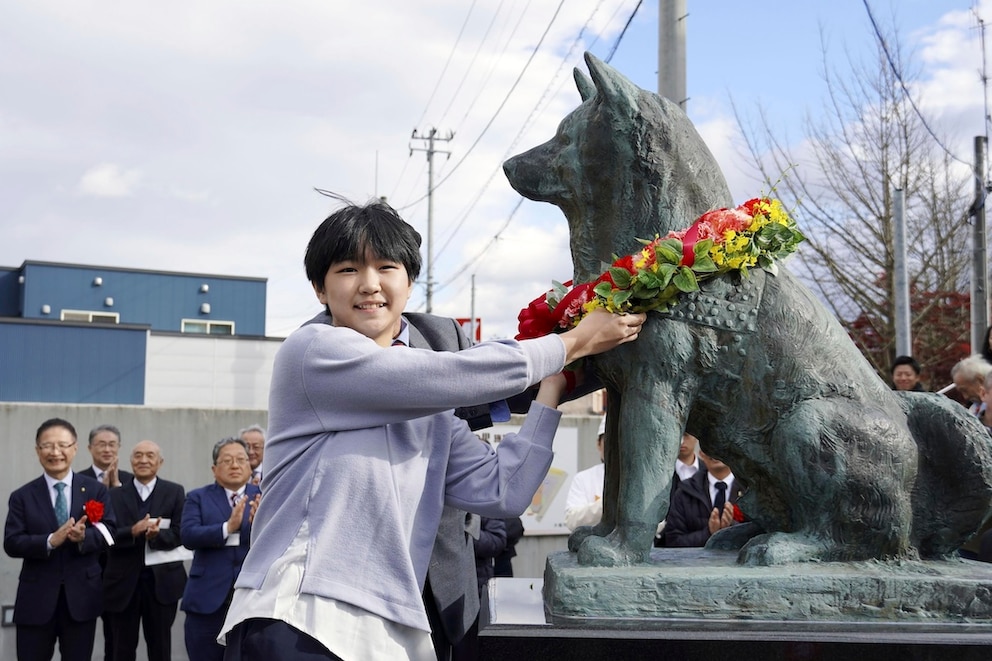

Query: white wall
144,334,283,409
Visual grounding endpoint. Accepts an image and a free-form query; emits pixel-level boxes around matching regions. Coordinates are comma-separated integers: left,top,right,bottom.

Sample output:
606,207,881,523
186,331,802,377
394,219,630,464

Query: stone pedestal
545,547,992,624
478,549,992,660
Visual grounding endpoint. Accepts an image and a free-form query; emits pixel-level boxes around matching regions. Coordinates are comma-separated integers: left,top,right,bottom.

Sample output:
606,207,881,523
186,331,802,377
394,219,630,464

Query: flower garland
516,198,804,339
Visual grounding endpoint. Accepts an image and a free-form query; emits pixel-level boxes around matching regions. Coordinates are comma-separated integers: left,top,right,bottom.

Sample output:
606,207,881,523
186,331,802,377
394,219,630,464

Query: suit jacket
3,473,117,625
180,482,261,615
663,469,742,548
103,478,188,610
79,466,134,488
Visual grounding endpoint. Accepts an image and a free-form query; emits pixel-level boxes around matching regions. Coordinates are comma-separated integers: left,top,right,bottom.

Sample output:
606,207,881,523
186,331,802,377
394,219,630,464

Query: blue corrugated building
0,260,270,406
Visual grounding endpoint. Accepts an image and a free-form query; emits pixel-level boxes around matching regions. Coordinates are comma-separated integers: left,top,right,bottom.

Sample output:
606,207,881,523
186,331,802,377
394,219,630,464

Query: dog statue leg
578,380,684,566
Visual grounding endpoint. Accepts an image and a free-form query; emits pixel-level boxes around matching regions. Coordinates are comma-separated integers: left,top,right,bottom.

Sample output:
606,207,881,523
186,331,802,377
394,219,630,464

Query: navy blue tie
714,481,727,513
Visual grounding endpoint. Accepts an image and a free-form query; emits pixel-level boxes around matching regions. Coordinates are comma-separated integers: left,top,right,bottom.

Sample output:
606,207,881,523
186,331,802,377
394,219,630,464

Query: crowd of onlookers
3,420,266,661
3,417,529,661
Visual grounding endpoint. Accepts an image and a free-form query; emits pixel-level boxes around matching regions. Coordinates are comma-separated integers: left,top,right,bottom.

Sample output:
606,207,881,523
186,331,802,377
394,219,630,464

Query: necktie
713,481,727,513
231,493,239,509
55,483,69,526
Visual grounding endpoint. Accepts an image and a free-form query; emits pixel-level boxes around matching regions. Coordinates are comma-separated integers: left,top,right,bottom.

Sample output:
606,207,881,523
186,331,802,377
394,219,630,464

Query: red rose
516,292,559,340
84,499,104,524
731,503,745,523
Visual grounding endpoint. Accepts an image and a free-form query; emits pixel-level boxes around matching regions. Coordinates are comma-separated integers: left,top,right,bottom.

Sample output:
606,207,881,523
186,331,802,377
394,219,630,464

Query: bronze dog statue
504,52,992,566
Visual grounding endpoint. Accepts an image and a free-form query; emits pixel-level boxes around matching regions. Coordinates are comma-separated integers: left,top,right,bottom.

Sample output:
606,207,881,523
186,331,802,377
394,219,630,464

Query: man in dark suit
103,440,187,661
238,425,266,487
3,417,117,661
78,423,132,661
663,450,744,547
79,424,134,489
181,437,261,661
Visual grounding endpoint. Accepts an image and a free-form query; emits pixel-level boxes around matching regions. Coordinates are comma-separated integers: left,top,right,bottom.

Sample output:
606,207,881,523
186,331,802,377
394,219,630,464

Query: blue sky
1,1,985,338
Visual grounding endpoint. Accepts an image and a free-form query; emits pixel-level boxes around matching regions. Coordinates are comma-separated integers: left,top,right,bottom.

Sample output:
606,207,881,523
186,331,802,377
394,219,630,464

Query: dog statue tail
897,392,992,558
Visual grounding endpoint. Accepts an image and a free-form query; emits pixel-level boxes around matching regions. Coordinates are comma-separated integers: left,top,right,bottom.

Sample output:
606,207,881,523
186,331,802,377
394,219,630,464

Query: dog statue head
504,52,733,284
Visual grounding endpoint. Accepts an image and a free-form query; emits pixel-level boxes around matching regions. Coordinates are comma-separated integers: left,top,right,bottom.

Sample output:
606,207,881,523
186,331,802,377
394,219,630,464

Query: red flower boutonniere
731,503,745,524
84,499,104,524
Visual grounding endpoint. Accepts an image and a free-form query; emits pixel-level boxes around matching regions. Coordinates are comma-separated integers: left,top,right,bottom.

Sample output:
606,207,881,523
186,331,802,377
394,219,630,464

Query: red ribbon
680,218,702,267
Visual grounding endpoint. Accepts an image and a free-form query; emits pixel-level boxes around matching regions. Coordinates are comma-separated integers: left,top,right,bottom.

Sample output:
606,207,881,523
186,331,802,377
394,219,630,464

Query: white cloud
75,163,142,197
0,1,979,338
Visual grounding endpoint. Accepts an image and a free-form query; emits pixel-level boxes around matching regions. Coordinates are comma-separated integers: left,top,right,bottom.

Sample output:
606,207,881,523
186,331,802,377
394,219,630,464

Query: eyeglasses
91,441,119,449
215,457,250,467
37,442,77,453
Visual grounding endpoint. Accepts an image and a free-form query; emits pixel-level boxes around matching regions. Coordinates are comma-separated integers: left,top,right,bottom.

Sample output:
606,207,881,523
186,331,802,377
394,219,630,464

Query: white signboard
477,424,578,536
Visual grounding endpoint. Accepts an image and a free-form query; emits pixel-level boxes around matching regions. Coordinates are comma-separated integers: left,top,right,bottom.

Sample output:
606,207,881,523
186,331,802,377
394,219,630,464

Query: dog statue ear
583,51,639,113
573,67,595,102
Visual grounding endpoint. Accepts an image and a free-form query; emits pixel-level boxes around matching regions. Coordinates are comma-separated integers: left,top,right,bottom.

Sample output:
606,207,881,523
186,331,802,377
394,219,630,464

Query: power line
605,0,643,63
436,0,645,288
395,0,568,211
434,0,611,261
412,0,479,131
862,0,976,171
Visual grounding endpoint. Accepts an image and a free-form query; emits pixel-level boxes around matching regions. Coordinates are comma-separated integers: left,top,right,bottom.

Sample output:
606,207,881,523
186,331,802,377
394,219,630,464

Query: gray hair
238,424,266,440
952,355,992,385
212,437,248,464
88,424,121,446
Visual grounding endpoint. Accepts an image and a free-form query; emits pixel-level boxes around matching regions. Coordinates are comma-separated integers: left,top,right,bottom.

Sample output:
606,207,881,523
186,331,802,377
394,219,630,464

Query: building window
60,310,120,324
181,319,235,335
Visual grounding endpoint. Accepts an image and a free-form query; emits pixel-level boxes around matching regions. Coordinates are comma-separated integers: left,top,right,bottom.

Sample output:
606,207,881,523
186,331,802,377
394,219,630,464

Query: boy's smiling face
314,250,413,347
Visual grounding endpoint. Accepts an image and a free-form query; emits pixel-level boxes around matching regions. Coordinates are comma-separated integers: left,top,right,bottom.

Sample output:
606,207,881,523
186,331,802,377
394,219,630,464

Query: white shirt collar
44,471,73,491
225,486,246,503
707,472,735,503
136,477,157,501
675,457,699,482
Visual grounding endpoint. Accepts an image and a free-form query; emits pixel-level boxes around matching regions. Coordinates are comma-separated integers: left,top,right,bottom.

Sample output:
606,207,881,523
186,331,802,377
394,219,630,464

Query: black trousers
223,618,344,661
16,585,97,661
106,572,178,661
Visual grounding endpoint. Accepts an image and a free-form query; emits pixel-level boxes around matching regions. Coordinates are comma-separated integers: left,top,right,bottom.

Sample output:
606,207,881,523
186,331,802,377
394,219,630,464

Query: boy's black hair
305,196,423,287
891,355,921,376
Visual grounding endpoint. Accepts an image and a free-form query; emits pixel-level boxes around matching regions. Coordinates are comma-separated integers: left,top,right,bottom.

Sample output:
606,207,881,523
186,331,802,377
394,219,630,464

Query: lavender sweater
234,324,566,631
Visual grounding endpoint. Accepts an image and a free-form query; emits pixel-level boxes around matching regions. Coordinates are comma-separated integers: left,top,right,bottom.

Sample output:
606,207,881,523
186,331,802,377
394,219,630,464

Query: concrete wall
0,402,604,659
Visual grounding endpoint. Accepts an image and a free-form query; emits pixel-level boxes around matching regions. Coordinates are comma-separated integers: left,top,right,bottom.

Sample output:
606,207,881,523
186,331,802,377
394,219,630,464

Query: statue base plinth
477,550,992,660
544,547,992,626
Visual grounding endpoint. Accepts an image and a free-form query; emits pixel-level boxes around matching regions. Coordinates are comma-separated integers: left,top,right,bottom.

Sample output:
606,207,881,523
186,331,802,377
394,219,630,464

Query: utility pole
892,187,911,356
657,0,687,109
972,136,989,353
410,127,453,313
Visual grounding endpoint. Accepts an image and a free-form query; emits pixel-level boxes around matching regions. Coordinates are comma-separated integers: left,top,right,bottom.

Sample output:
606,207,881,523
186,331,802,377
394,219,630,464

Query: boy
220,199,644,660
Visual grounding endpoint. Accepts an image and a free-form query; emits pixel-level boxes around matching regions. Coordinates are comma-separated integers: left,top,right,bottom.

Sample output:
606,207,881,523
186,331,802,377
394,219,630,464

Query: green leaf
593,281,614,298
636,271,662,288
690,254,719,273
609,267,632,289
655,240,682,264
611,289,632,306
632,285,660,301
693,239,714,257
656,262,677,288
673,266,699,292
